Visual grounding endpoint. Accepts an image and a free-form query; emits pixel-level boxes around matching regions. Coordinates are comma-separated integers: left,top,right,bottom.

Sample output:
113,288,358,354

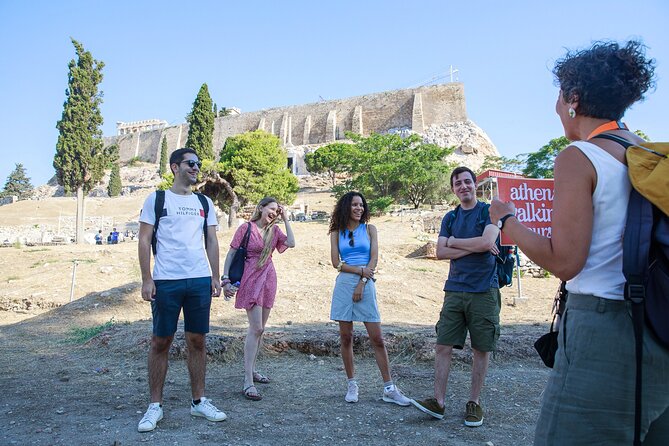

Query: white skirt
330,272,380,322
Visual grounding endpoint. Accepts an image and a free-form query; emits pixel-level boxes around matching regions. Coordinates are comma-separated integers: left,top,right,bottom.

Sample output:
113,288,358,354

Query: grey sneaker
382,385,412,406
138,403,163,432
345,381,359,403
464,400,484,427
190,397,227,422
411,397,445,419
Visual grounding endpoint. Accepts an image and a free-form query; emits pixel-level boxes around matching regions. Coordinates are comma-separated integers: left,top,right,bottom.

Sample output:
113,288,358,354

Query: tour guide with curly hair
491,41,668,445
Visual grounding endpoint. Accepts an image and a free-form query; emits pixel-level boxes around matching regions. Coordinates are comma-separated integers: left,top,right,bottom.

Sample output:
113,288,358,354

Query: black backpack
594,134,669,445
445,203,516,288
151,190,210,255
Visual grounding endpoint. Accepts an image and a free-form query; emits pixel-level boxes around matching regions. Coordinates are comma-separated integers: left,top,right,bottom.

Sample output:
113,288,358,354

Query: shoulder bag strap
241,222,252,249
151,190,165,255
195,193,210,250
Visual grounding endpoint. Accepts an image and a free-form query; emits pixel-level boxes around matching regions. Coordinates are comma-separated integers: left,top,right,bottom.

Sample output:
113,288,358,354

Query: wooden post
69,260,79,303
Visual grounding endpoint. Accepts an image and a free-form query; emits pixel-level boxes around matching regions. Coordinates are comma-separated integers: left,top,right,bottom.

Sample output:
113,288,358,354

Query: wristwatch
361,277,368,283
497,213,516,230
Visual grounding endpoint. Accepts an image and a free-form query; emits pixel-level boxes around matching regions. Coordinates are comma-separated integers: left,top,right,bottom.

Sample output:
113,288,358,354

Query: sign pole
514,249,524,305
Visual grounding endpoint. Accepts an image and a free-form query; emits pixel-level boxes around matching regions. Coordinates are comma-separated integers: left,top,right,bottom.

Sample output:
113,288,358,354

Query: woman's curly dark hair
328,191,370,234
553,40,656,120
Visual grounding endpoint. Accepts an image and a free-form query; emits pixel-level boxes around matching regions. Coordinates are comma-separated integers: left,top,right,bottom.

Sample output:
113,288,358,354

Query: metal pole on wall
69,260,79,303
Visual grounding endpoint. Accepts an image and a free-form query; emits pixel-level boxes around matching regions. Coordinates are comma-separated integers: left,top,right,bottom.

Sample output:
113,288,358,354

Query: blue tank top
339,223,371,266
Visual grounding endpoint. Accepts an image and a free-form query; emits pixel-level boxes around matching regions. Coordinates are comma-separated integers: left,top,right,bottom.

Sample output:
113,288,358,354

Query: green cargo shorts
435,288,501,352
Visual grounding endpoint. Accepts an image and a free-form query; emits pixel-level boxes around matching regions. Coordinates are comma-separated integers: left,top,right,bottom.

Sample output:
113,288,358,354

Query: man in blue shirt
111,228,119,244
412,166,501,427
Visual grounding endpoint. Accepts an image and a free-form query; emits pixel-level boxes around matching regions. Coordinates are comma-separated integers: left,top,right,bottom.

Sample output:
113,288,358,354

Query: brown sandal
243,385,262,401
253,371,271,384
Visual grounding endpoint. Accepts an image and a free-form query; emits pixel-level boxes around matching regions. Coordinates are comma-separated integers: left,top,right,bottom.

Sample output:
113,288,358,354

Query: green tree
341,132,453,209
53,39,105,243
1,163,34,200
102,144,119,169
219,131,298,205
479,155,526,174
159,136,168,176
399,143,454,208
304,143,355,187
107,162,122,197
522,136,570,178
185,83,215,161
175,132,297,228
634,129,651,141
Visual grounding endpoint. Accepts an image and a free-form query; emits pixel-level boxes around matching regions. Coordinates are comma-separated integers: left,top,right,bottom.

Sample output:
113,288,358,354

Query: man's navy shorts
151,277,212,337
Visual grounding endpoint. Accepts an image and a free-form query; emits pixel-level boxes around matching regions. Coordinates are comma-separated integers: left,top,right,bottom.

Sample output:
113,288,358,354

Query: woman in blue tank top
328,191,411,406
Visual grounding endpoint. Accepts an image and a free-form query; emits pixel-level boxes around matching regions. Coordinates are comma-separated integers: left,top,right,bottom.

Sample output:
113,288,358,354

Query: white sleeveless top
566,141,631,300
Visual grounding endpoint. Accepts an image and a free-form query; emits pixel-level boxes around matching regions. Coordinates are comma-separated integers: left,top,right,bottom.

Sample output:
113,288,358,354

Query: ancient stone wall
105,83,496,173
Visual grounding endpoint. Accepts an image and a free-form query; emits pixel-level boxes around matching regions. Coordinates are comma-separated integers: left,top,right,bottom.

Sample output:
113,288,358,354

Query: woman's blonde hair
250,197,279,268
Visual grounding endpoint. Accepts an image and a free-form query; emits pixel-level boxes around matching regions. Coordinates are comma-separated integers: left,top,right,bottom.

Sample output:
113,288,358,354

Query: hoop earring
568,107,576,118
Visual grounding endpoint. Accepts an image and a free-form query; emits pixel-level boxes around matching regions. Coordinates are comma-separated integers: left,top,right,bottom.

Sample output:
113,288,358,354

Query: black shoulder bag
227,223,252,285
534,281,567,368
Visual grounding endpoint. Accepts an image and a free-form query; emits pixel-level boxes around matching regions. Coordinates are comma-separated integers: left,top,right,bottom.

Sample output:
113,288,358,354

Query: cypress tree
159,136,168,177
53,39,105,243
1,163,34,200
185,83,215,160
107,163,122,197
103,144,119,169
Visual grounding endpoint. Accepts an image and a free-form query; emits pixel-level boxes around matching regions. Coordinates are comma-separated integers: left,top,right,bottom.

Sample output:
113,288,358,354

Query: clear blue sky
1,0,667,187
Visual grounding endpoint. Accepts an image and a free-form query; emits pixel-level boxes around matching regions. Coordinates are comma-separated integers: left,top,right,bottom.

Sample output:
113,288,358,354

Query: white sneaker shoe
345,381,359,403
190,397,227,422
382,385,412,406
138,403,163,432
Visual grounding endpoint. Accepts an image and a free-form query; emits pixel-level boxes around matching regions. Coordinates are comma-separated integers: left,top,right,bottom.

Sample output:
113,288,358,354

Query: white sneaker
345,381,359,403
190,397,227,422
382,385,412,406
138,403,163,432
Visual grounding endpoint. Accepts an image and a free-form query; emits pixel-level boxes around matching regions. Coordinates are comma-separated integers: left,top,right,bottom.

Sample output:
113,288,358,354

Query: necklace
586,120,628,140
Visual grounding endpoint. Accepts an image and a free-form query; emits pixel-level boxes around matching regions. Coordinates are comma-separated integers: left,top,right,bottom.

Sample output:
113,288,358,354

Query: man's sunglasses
181,160,202,169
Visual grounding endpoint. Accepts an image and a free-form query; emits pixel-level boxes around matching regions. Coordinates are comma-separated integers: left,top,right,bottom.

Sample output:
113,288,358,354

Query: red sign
497,177,554,245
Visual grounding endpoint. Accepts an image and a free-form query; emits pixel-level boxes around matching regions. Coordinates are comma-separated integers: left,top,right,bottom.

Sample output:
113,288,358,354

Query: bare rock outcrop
423,121,499,170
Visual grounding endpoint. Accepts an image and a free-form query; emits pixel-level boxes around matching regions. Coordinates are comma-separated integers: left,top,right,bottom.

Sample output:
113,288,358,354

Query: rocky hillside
423,121,498,171
31,163,162,200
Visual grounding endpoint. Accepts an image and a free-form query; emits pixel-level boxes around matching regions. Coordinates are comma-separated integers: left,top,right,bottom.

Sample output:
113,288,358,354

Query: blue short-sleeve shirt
439,201,498,292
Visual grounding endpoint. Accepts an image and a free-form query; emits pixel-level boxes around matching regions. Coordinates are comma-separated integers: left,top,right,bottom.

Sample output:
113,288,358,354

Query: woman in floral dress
222,197,295,400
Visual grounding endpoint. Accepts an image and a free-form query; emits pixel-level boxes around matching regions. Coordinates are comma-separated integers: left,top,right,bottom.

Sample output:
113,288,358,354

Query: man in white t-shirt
136,148,225,433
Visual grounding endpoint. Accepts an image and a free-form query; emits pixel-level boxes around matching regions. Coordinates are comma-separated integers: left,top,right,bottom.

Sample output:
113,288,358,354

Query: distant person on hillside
111,227,119,244
221,197,295,401
136,148,225,433
107,232,113,244
95,230,103,245
412,166,500,427
328,191,411,406
491,40,668,445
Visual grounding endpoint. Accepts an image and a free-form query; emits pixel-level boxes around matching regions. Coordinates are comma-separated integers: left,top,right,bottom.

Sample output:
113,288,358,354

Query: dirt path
0,192,559,445
0,320,549,446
